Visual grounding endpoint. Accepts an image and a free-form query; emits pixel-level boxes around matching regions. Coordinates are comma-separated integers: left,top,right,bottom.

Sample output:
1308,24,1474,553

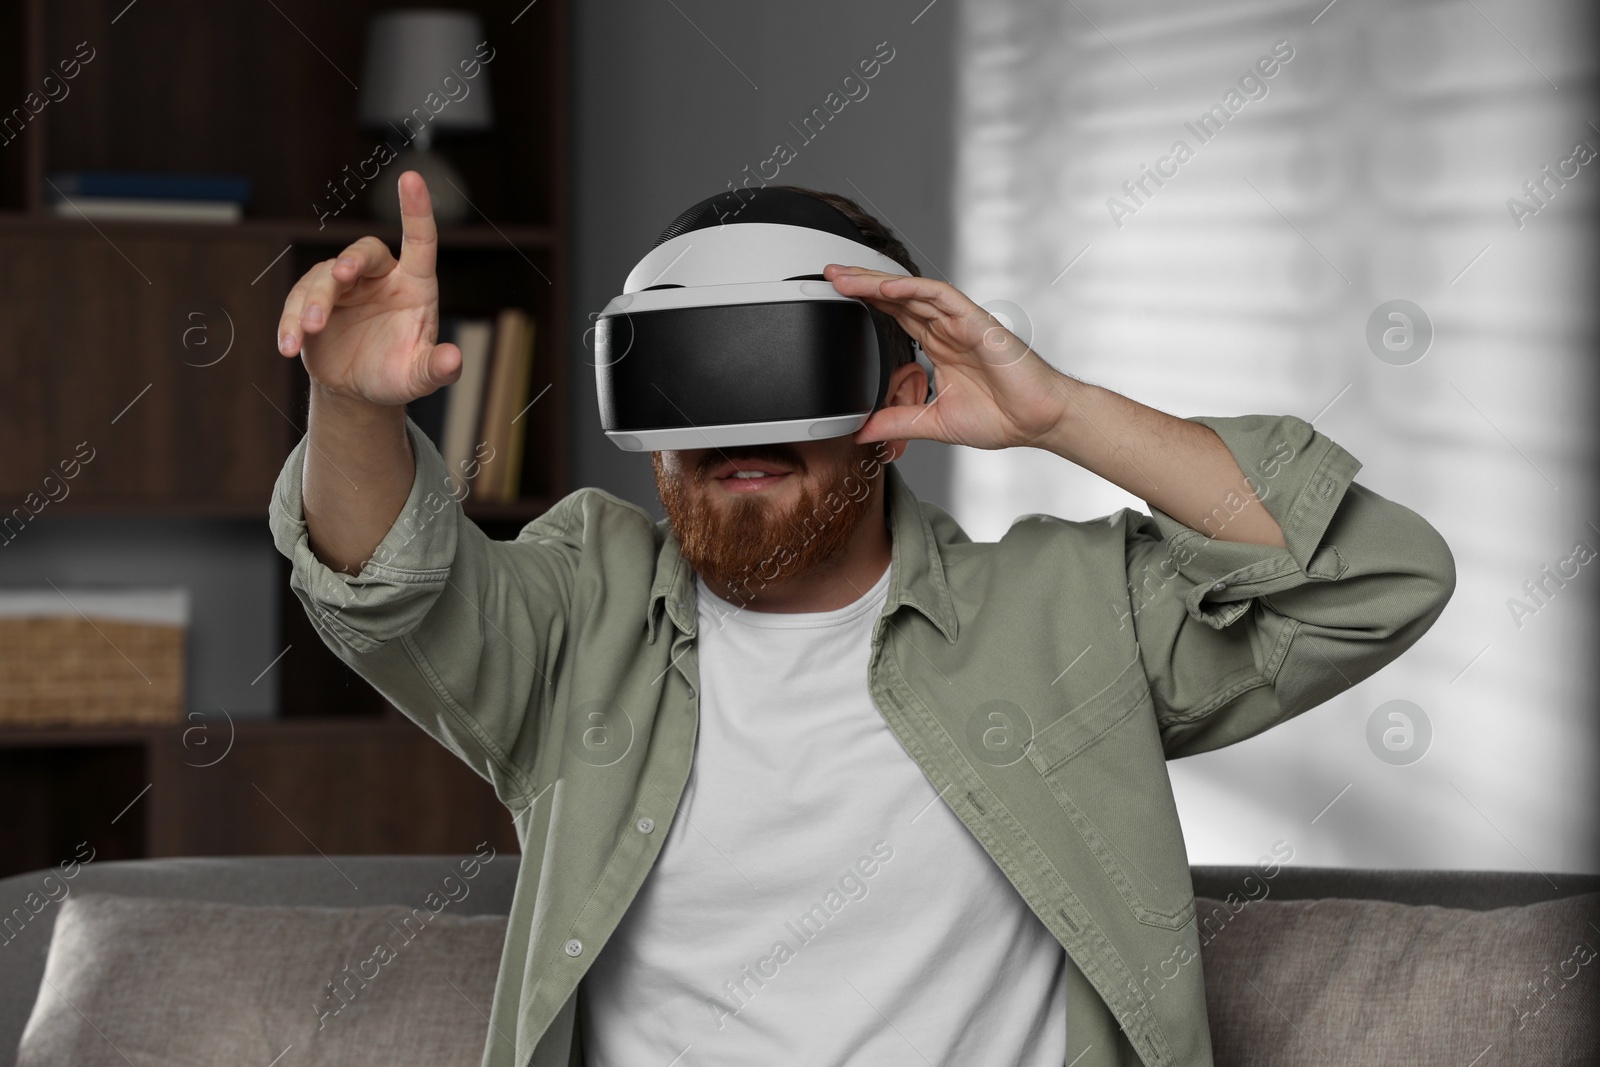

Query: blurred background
0,0,1594,879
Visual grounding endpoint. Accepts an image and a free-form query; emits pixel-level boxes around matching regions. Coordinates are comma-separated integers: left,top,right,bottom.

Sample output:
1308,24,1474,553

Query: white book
48,197,242,223
442,319,496,491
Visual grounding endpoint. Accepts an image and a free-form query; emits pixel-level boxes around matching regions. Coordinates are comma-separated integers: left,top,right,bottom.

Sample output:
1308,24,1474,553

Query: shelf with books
31,171,555,250
40,168,251,223
0,211,556,251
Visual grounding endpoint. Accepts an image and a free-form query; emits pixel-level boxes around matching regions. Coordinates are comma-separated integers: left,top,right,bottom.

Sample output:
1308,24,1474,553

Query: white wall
948,0,1599,873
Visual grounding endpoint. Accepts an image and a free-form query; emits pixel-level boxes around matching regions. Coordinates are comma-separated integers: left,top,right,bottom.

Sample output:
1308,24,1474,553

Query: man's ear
878,360,929,464
885,359,929,409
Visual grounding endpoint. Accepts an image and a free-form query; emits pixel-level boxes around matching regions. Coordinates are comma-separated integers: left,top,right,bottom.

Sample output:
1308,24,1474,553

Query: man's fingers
277,235,405,355
862,291,944,324
396,170,439,280
839,269,971,319
277,269,320,356
830,269,1005,356
420,342,464,395
853,402,939,446
849,289,945,342
320,236,397,312
303,233,408,335
332,235,397,284
295,258,344,337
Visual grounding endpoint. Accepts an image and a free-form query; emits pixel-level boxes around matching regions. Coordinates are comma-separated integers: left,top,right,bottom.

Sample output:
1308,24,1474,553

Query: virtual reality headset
593,187,933,451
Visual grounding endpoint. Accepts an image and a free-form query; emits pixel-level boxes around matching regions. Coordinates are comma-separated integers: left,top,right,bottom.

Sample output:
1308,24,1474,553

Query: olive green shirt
268,411,1455,1067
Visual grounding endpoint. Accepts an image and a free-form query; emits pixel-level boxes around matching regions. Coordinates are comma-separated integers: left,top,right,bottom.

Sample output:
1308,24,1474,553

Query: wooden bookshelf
0,0,570,874
0,0,569,519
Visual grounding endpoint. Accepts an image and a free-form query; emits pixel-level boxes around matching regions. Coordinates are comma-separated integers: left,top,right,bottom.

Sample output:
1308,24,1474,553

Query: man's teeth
731,470,775,478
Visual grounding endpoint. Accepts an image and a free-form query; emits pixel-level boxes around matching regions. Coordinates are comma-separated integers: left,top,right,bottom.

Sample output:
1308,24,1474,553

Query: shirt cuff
267,414,462,654
1144,413,1364,630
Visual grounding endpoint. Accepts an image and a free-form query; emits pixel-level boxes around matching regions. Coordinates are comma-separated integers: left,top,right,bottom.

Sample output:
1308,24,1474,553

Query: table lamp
358,9,495,224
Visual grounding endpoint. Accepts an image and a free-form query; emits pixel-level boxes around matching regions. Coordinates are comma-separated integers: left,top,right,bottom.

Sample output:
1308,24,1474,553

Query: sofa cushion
1194,891,1600,1066
16,892,508,1066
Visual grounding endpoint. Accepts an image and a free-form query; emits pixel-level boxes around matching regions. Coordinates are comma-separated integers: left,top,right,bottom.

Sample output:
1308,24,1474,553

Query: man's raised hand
275,169,461,408
821,263,1070,451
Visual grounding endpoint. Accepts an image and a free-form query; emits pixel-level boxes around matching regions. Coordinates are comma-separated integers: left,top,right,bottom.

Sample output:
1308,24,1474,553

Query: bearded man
271,172,1455,1067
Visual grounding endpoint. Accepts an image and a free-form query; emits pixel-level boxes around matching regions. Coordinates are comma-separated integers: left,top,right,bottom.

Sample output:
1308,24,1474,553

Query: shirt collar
646,460,959,645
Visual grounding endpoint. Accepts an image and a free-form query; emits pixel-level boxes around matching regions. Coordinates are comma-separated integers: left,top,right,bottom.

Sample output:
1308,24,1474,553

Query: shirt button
564,939,583,957
686,685,696,697
1211,581,1227,592
636,817,655,834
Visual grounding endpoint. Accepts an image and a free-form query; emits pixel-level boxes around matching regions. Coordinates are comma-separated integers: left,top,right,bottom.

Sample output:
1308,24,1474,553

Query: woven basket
0,615,186,728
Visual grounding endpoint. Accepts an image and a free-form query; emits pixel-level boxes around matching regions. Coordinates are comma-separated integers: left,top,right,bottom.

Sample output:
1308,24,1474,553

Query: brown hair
766,184,922,371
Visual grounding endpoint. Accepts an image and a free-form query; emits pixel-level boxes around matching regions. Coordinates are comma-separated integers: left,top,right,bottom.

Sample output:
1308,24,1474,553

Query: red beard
651,441,885,608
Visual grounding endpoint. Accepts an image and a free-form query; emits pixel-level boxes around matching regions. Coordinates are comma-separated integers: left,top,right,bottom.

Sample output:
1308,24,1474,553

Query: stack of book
407,308,539,504
45,169,251,223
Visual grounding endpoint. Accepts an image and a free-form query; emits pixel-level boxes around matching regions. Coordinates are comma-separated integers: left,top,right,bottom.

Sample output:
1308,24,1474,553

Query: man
271,171,1455,1066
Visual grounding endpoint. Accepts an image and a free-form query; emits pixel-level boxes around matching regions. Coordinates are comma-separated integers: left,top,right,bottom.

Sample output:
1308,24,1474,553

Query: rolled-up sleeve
268,415,581,805
1121,413,1457,758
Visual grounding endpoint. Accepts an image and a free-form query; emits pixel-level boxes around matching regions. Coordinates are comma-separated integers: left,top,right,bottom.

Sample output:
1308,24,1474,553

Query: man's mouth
708,458,795,492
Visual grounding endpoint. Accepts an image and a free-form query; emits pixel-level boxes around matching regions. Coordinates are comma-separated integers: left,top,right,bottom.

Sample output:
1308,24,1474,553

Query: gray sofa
2,856,1596,1065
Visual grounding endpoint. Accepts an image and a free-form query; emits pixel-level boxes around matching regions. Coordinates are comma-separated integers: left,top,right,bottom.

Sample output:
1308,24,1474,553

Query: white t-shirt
580,562,1068,1065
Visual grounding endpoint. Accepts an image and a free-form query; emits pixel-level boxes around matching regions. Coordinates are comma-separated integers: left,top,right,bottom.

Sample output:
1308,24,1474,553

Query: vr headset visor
594,189,925,451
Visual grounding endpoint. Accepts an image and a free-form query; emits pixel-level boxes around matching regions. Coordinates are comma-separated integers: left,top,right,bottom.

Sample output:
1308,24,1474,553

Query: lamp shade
357,9,494,131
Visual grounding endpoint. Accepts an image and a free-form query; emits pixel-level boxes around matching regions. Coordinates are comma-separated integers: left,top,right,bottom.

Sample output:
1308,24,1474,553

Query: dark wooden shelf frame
0,718,522,881
0,211,557,250
0,0,572,877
